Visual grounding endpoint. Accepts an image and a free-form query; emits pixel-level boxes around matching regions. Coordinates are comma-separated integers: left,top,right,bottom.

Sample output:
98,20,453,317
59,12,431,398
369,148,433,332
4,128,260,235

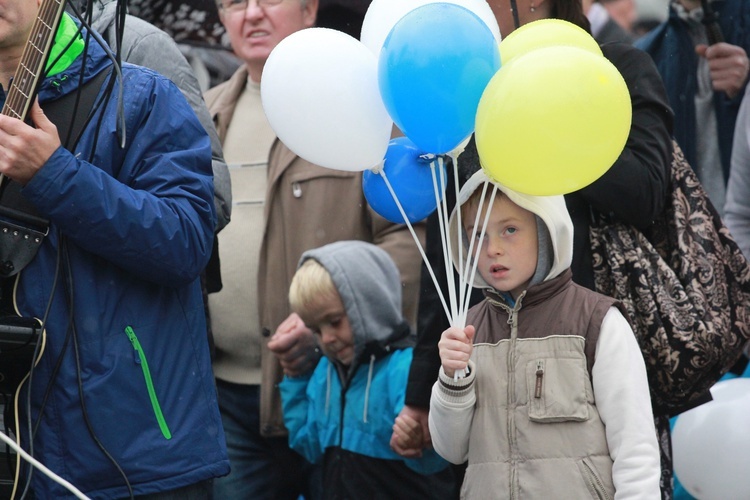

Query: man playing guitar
0,0,229,498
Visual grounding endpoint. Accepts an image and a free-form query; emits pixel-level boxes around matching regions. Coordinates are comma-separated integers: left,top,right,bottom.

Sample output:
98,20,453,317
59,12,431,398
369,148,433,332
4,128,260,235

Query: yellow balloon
499,18,602,64
475,46,631,196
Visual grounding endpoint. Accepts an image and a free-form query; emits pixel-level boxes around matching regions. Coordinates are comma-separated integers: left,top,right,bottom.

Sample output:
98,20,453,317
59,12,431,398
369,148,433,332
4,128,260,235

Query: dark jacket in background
636,0,750,183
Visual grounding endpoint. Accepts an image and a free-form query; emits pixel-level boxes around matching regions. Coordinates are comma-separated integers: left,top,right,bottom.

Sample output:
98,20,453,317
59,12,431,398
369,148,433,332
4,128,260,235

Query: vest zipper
506,296,523,500
125,326,172,439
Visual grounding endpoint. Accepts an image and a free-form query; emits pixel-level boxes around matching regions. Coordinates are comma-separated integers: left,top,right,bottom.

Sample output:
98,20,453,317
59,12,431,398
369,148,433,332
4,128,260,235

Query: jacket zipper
125,326,172,440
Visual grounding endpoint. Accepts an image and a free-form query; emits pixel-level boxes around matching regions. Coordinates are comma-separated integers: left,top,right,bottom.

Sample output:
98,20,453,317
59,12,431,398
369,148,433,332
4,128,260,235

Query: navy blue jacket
10,22,229,498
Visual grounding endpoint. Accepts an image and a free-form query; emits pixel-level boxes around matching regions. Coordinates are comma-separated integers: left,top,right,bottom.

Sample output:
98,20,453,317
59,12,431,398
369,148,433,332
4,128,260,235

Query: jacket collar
211,65,250,140
484,268,573,310
38,22,111,102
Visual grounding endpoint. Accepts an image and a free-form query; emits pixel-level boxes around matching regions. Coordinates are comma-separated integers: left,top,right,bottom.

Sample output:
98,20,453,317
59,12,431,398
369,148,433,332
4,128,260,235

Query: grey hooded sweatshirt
300,240,411,374
73,0,231,231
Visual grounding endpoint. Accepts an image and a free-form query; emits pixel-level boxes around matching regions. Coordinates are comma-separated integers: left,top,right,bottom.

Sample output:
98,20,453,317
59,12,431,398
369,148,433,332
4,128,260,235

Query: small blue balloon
379,3,501,155
363,137,446,224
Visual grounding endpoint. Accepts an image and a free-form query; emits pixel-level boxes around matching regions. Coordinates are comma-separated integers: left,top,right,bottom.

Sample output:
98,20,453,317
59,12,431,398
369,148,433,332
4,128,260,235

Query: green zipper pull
125,326,172,440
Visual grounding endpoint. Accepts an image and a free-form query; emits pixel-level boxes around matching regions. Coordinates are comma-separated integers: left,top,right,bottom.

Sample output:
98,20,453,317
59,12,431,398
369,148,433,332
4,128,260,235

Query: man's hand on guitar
0,99,60,185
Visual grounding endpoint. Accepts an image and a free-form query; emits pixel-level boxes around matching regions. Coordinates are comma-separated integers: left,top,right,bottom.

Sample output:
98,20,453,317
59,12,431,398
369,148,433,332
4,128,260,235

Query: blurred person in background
204,0,425,497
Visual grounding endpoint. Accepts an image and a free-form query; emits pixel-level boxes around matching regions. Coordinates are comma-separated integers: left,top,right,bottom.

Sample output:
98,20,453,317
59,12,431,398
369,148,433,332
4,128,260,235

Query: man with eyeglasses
203,0,424,498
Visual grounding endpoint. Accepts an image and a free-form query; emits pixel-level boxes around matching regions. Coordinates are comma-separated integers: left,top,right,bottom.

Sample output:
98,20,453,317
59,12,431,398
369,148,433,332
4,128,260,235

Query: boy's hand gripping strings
438,325,475,380
376,146,489,382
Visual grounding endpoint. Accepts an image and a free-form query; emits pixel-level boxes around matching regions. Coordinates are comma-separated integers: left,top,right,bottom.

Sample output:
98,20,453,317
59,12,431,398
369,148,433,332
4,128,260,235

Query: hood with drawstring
299,240,412,372
448,169,574,292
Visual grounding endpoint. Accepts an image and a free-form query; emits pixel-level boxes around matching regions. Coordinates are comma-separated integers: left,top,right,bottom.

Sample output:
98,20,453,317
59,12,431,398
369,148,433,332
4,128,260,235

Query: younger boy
273,240,448,498
429,170,661,498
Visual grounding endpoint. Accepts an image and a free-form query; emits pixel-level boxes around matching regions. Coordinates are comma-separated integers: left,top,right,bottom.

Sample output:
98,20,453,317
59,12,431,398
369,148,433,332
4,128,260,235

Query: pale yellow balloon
499,18,602,64
475,45,631,196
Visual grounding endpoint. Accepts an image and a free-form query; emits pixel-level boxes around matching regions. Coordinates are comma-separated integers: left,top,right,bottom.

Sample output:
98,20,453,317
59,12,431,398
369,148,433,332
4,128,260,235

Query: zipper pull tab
535,360,544,399
125,325,142,364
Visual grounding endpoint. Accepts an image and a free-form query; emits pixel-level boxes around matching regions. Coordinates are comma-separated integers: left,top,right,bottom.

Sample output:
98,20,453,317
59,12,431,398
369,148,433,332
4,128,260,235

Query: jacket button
262,327,271,338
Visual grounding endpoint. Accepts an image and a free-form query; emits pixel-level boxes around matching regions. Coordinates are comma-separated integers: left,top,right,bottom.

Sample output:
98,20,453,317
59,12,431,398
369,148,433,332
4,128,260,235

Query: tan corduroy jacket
206,66,425,436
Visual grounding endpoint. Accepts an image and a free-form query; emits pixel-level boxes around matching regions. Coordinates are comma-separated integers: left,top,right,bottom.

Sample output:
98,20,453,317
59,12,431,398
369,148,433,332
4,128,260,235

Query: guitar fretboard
2,0,65,121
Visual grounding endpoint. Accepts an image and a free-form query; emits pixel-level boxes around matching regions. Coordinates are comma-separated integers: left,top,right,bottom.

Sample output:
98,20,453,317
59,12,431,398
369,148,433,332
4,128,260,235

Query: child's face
463,195,539,298
302,291,355,366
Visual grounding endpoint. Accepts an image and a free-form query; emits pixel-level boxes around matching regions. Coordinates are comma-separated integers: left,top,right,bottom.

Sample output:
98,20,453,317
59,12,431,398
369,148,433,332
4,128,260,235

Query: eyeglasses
218,0,284,13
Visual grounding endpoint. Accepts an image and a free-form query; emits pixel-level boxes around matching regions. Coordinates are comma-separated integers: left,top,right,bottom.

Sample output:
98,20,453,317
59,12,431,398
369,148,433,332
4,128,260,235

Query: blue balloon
363,137,446,224
379,3,501,155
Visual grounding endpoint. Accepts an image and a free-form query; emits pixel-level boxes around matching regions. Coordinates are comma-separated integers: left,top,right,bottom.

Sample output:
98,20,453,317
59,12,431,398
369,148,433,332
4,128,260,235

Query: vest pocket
527,357,589,422
578,457,613,500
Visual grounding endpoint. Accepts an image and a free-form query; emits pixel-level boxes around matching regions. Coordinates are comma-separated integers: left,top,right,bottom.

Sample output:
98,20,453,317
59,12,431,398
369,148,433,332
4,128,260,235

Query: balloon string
454,180,496,381
431,159,458,324
458,181,486,326
439,157,459,324
462,183,497,325
378,168,451,322
451,152,465,329
430,157,465,382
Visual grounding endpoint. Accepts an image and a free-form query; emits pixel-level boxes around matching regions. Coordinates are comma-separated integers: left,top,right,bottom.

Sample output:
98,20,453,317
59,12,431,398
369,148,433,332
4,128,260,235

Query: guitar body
0,2,63,496
0,0,63,400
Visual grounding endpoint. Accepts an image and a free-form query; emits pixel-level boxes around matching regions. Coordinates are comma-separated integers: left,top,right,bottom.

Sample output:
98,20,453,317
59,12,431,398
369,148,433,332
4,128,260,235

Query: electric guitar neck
2,0,66,121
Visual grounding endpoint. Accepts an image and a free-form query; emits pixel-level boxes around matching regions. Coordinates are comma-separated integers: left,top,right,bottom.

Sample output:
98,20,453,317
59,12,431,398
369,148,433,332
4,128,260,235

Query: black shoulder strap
42,68,111,150
0,68,110,277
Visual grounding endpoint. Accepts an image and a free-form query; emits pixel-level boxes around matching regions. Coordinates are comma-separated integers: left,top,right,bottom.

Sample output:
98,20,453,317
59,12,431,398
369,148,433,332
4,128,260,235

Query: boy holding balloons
428,170,661,498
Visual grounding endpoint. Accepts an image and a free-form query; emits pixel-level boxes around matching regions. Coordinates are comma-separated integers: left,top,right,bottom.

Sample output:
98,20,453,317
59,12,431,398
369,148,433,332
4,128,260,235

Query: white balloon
261,28,392,172
360,0,501,60
672,378,750,500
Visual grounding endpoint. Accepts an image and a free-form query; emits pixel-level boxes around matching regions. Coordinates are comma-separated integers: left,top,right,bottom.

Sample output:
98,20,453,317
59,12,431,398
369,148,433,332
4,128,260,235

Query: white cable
0,430,91,500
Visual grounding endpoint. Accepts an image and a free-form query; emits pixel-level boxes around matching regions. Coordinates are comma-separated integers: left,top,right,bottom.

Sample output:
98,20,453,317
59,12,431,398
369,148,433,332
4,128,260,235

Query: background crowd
1,0,749,499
